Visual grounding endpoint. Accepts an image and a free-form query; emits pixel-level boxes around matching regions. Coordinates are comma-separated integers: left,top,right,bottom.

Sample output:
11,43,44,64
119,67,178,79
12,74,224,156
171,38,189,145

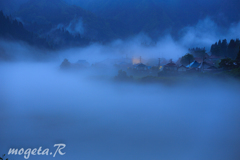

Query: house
204,53,210,59
178,65,187,72
208,55,223,61
175,58,182,65
186,61,201,68
204,60,215,66
206,55,223,65
194,57,204,63
187,68,199,73
204,66,221,73
207,66,218,70
74,60,90,68
134,63,148,71
198,62,213,71
115,61,132,69
163,61,178,73
194,53,210,63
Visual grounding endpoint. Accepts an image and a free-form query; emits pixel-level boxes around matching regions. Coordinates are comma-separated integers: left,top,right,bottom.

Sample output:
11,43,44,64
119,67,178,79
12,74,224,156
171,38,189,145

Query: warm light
132,58,141,64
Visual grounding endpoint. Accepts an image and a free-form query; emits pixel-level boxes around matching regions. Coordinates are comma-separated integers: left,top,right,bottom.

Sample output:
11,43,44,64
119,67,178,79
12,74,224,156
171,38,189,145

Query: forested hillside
15,0,117,41
1,0,240,49
0,10,49,48
211,39,240,58
0,10,92,50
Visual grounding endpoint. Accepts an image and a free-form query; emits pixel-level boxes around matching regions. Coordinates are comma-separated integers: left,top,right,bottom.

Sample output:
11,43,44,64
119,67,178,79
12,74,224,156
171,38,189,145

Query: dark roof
136,63,147,67
204,53,210,58
194,57,203,63
165,62,177,66
203,62,212,66
198,62,213,69
186,61,201,68
178,65,187,68
209,55,223,59
207,66,217,69
204,60,214,65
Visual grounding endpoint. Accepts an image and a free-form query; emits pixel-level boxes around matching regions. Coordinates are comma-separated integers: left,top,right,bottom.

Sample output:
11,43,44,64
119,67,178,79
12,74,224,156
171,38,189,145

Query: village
61,53,235,77
59,44,240,82
115,54,222,75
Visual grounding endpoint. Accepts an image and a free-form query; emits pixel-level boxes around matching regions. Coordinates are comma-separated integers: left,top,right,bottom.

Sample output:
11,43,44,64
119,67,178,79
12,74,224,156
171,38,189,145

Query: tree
219,58,235,70
188,47,206,57
210,39,240,57
228,39,236,58
235,47,240,67
60,58,71,69
210,42,220,56
227,39,240,58
115,70,132,81
221,39,228,56
236,47,240,61
180,53,194,66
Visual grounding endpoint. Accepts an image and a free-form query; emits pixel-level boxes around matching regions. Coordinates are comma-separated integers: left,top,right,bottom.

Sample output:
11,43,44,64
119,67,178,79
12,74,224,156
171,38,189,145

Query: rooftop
165,62,177,67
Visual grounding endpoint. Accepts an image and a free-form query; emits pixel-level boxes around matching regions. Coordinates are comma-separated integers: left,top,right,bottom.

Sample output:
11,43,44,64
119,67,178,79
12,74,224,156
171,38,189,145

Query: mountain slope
66,0,174,39
0,10,49,48
64,0,240,34
0,10,92,50
4,0,240,43
15,0,117,41
15,0,175,40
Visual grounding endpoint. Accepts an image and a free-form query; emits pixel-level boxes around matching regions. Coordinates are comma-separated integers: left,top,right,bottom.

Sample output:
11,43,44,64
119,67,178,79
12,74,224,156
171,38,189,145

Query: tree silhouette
235,47,240,66
210,39,240,58
60,59,71,69
180,53,194,66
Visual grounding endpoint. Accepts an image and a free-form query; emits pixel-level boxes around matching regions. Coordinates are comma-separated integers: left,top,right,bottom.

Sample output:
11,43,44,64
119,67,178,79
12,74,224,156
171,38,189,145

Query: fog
1,61,240,160
31,17,240,63
2,16,239,63
179,18,240,49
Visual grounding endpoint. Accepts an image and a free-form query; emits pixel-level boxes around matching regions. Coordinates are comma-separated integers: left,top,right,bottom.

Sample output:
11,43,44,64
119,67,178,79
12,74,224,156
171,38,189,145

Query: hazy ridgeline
2,15,240,62
0,60,240,160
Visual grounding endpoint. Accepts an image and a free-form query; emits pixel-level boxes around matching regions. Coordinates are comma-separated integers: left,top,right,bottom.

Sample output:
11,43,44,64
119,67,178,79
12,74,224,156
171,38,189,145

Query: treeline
210,39,240,58
45,27,91,49
189,39,240,59
16,0,117,42
188,47,206,57
0,10,51,49
0,10,92,50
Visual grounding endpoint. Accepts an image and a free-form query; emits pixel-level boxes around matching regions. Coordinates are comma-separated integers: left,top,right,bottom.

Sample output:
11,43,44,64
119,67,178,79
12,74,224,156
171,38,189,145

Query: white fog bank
0,62,240,160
